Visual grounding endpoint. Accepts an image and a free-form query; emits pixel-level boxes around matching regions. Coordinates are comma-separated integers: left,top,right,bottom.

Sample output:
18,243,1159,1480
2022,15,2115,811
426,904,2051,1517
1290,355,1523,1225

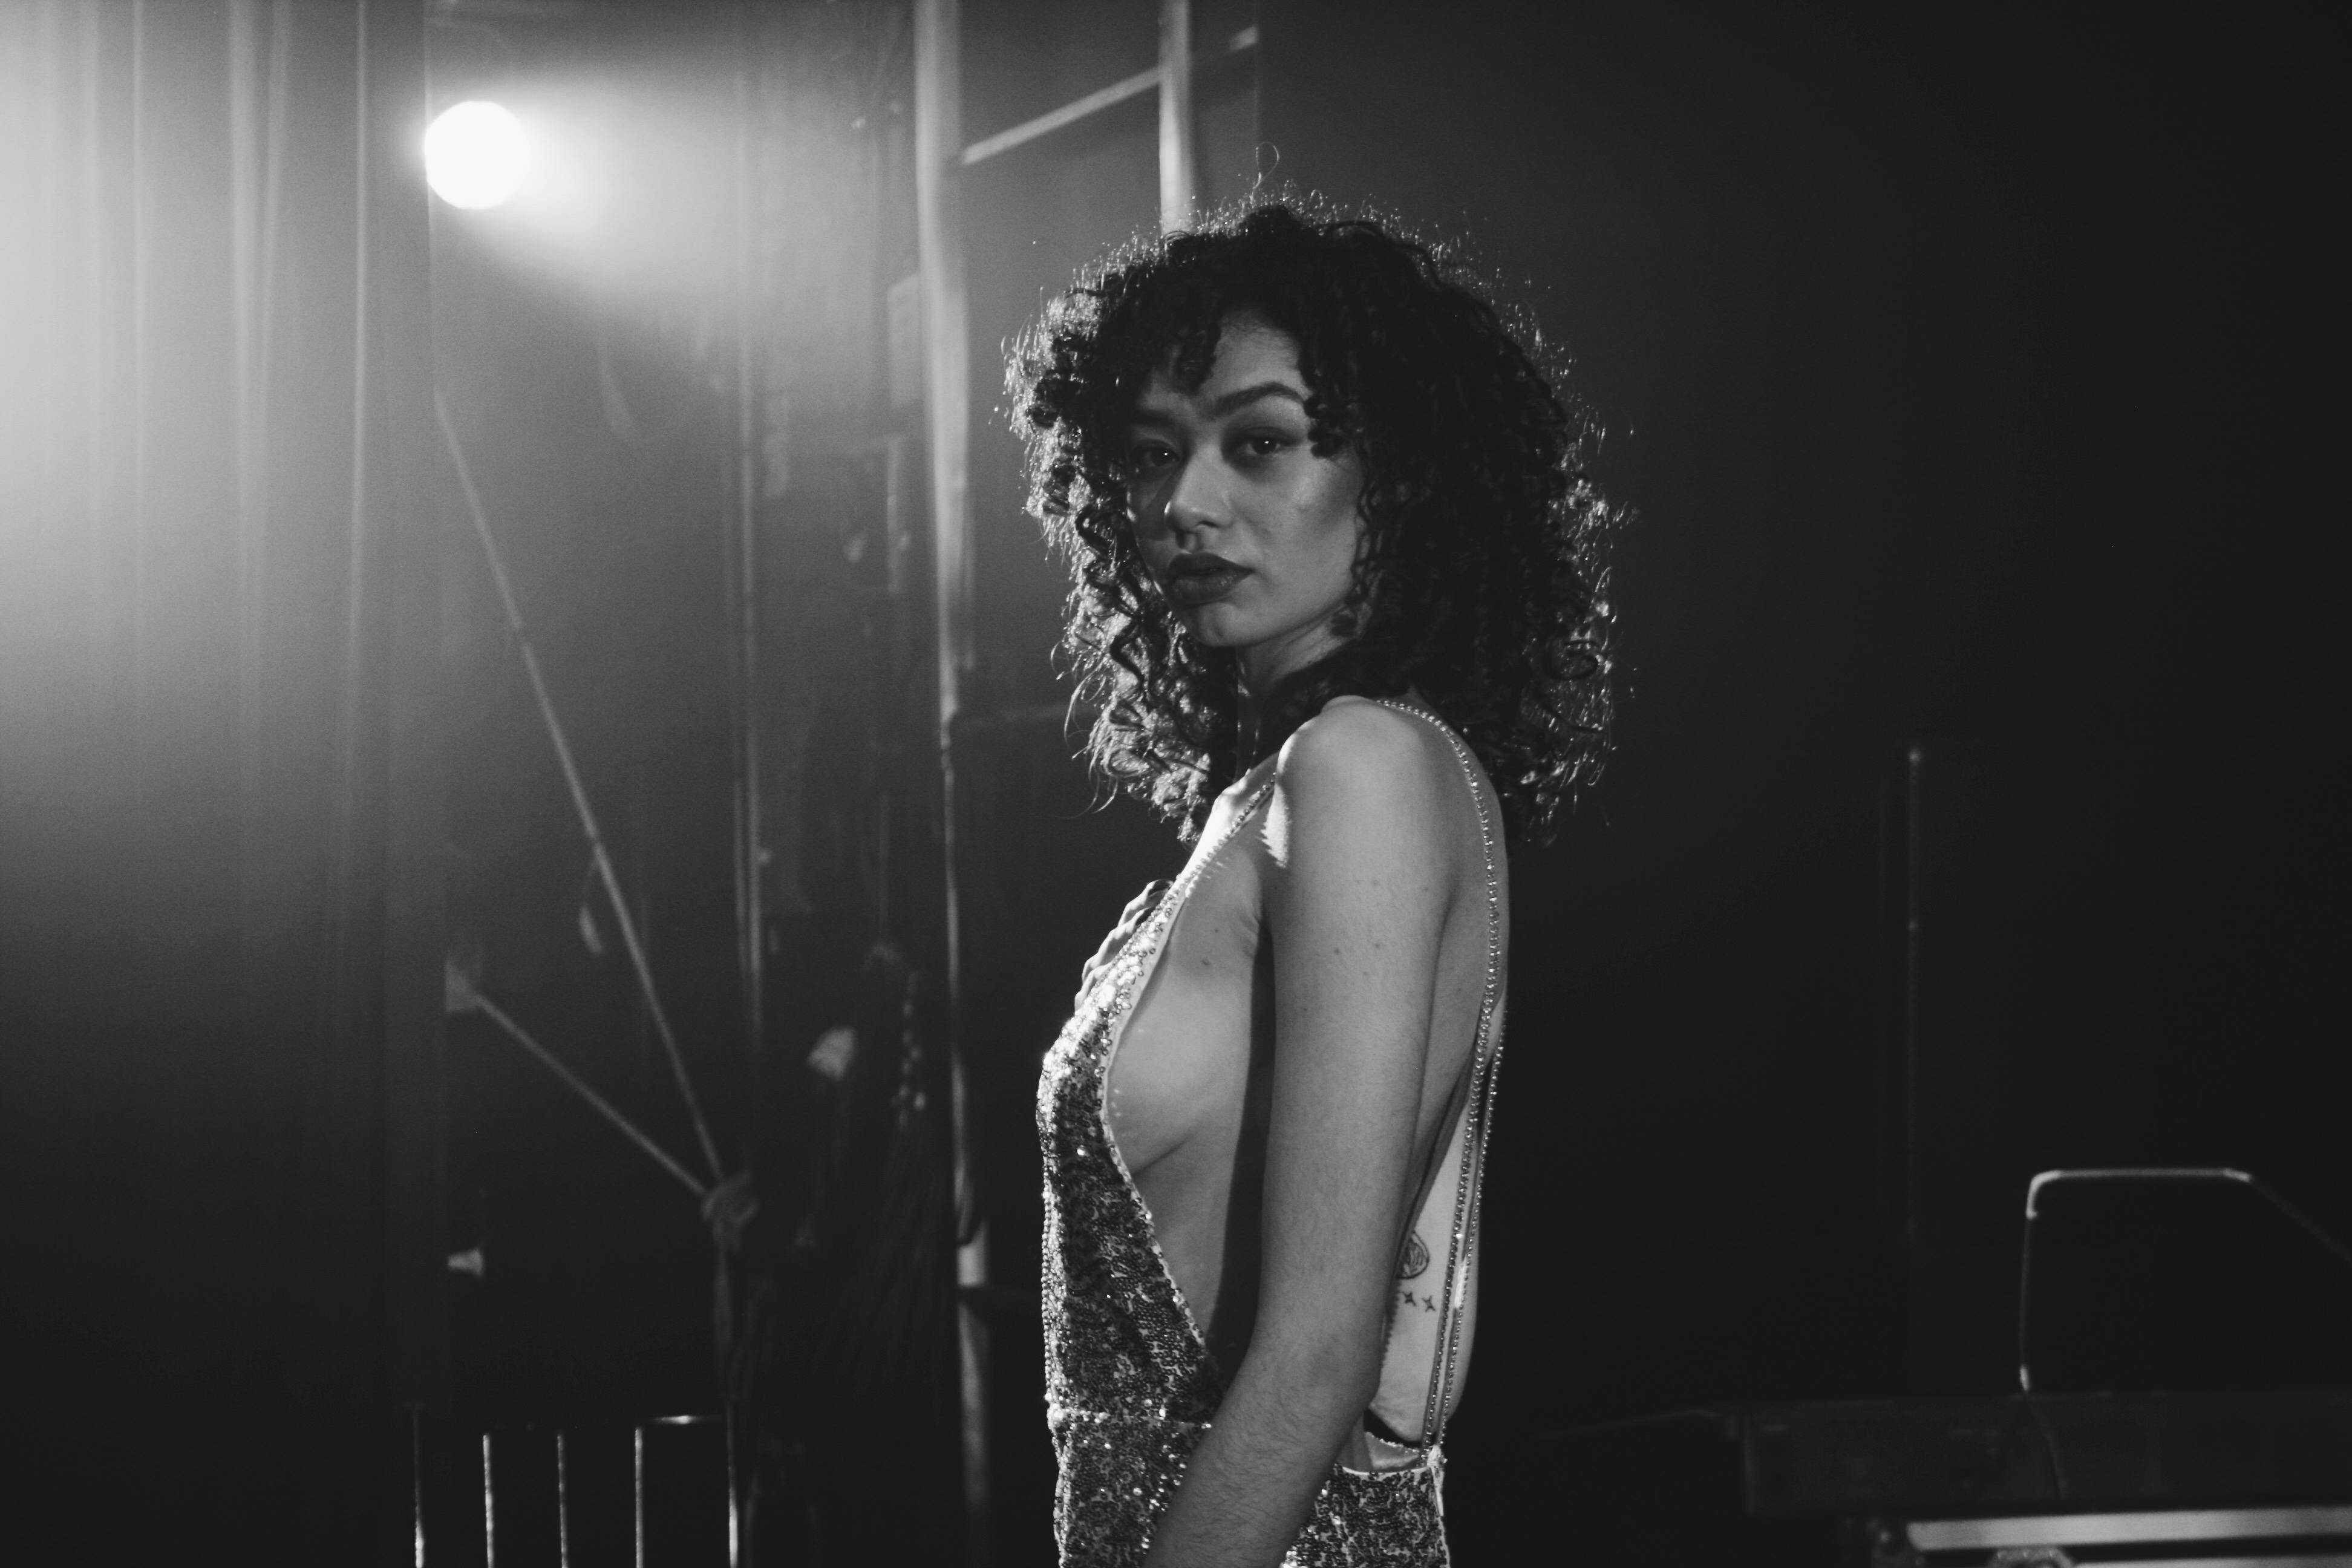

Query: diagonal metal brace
436,392,727,1186
448,962,709,1200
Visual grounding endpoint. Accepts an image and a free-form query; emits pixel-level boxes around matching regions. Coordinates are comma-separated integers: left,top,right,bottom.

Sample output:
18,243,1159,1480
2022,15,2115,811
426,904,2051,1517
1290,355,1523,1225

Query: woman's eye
1235,433,1289,460
1126,442,1175,474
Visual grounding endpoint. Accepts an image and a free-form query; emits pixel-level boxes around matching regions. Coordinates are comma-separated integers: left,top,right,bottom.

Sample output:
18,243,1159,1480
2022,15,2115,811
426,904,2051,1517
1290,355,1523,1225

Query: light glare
425,101,531,211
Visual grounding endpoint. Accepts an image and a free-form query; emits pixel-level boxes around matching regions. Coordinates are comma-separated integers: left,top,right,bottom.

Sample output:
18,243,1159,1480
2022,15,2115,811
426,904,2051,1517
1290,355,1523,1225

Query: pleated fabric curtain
0,3,440,1558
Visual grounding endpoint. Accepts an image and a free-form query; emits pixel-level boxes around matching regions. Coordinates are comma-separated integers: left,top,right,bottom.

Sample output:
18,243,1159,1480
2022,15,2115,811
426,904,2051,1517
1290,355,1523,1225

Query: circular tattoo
1397,1230,1431,1280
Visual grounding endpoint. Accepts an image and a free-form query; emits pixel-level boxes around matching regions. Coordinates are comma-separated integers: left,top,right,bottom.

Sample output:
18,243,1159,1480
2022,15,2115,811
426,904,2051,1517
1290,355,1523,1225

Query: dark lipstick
1163,552,1250,606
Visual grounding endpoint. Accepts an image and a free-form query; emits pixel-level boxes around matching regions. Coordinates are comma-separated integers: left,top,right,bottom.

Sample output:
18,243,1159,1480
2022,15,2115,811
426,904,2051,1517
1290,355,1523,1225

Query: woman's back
1108,697,1510,1445
1037,697,1508,1564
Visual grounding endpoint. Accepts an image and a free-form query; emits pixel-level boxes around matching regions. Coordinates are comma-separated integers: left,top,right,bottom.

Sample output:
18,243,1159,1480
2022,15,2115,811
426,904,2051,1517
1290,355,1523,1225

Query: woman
1010,204,1613,1567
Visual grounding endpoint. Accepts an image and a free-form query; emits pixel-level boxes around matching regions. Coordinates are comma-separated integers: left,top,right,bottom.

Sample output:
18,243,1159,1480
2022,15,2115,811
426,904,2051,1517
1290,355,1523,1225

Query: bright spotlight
425,101,531,211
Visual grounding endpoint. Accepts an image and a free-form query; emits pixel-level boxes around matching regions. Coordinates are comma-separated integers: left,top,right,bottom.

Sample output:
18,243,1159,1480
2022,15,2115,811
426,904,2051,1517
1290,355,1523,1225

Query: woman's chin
1182,609,1355,674
1178,605,1252,647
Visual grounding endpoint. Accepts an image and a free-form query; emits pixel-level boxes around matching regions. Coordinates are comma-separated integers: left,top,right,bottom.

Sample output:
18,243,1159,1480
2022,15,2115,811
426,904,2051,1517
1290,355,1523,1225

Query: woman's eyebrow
1124,381,1307,429
1208,381,1307,417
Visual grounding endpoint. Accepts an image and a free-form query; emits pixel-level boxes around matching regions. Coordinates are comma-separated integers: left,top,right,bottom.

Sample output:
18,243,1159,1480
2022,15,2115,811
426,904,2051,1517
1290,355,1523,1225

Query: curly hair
1006,201,1615,844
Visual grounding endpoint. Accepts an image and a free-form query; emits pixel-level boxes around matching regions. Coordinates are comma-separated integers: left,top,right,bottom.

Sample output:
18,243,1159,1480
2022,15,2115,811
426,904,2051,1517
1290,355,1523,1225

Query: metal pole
1157,0,1195,231
1903,743,1922,1265
915,2,989,1561
436,394,727,1186
732,5,765,1063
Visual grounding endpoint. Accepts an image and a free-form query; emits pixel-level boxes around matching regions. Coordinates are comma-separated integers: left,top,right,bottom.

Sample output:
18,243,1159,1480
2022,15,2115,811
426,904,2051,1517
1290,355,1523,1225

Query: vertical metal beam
1902,743,1924,1268
916,0,972,725
915,1,990,1562
731,10,764,1063
1157,0,1195,230
374,0,450,1423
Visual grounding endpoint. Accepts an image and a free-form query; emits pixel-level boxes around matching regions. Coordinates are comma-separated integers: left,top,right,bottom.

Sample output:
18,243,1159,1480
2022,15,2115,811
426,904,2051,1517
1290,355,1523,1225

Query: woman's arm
1142,701,1456,1567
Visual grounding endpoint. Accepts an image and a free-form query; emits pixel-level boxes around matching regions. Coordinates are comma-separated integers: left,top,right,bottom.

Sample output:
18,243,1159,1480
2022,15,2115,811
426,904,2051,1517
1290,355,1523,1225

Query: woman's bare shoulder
1281,696,1459,788
1267,697,1459,863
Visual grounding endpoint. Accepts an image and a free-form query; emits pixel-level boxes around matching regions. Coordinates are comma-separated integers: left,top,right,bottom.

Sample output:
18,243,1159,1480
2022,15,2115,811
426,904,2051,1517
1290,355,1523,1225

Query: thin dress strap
1369,699,1505,1448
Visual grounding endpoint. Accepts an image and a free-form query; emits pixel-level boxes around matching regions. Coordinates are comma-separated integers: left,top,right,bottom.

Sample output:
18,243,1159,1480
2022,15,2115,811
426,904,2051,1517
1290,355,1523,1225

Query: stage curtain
0,2,438,1558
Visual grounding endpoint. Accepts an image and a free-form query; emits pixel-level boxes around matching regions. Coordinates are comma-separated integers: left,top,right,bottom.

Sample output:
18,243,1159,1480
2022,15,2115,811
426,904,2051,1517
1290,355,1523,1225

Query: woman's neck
1233,620,1351,766
1233,663,1294,768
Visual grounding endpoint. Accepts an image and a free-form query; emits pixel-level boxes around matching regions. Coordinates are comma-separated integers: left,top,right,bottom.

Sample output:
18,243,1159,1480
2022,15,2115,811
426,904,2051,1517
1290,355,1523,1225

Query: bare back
1103,696,1510,1462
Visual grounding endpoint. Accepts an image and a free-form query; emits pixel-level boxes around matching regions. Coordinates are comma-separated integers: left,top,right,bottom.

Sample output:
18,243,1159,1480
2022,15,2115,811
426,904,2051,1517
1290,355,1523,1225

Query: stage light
425,101,531,211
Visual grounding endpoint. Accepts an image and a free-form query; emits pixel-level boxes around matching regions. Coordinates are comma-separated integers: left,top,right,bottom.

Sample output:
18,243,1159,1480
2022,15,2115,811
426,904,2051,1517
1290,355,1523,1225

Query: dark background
2,2,2345,1563
1254,0,2352,1397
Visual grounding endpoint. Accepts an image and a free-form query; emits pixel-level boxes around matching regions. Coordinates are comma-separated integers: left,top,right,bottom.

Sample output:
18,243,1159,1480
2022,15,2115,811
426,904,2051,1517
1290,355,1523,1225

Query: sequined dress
1037,702,1506,1567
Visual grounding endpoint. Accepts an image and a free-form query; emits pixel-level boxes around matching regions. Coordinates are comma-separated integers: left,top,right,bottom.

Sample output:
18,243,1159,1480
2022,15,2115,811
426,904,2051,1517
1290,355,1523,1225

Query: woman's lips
1165,555,1249,606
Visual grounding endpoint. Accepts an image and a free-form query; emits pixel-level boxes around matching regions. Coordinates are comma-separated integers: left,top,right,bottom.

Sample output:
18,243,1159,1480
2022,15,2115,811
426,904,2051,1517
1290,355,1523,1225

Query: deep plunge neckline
1094,766,1279,1361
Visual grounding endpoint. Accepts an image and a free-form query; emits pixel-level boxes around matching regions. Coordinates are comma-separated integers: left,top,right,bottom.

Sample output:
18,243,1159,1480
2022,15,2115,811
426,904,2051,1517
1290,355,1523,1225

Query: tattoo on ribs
1397,1230,1430,1280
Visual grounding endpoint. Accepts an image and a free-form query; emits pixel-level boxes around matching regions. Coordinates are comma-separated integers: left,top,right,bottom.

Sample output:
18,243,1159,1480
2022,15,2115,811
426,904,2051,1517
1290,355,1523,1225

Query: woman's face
1122,316,1365,687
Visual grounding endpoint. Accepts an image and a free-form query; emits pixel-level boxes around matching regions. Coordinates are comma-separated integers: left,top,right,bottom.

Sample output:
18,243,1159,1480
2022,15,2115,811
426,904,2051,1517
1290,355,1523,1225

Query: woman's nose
1165,452,1224,536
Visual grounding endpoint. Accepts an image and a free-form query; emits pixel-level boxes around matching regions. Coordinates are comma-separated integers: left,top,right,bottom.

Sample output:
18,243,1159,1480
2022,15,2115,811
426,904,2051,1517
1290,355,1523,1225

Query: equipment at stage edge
1535,1168,2352,1567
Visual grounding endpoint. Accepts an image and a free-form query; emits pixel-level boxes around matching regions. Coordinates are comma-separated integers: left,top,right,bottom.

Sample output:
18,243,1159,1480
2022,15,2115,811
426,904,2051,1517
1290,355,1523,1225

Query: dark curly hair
1007,201,1615,844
